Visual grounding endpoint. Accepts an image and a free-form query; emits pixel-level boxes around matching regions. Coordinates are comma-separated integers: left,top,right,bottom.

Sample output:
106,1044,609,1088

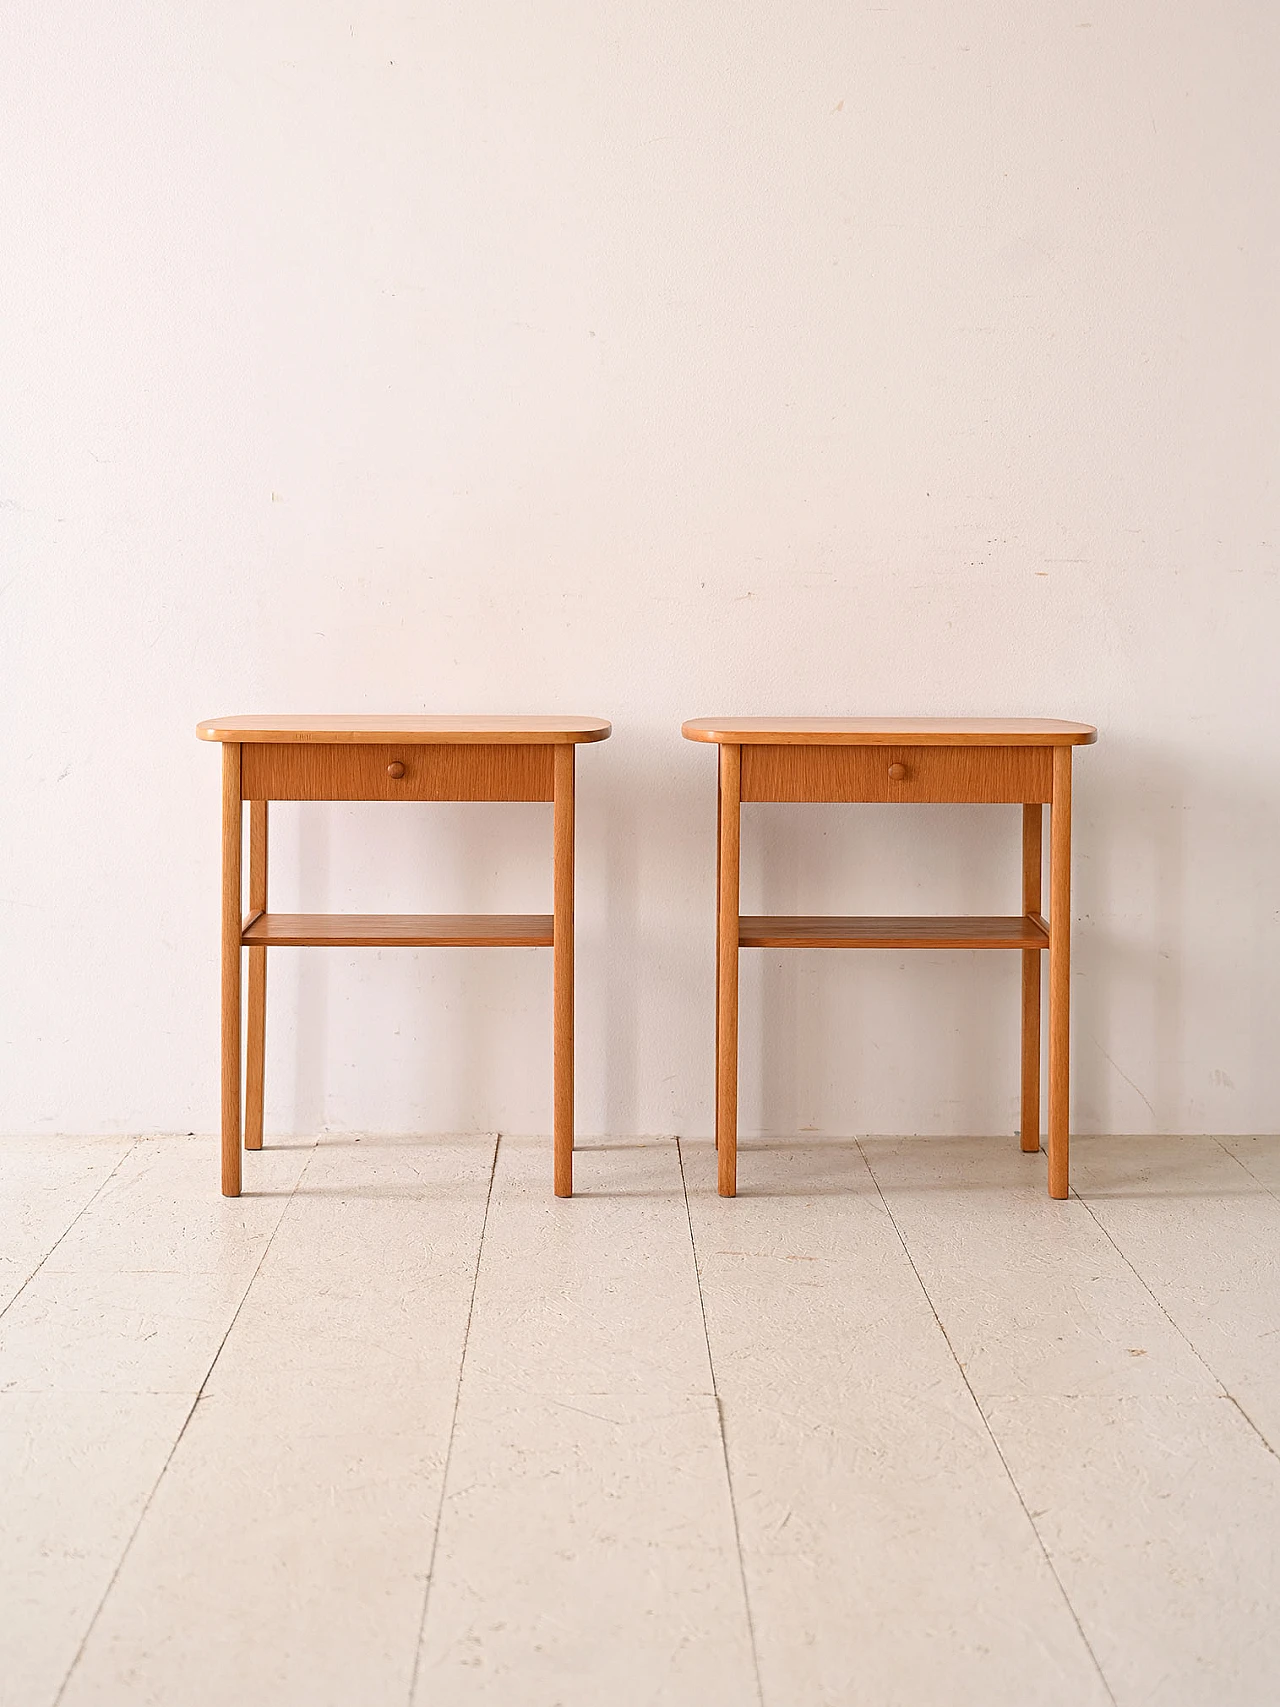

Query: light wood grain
202,715,606,1199
244,801,268,1153
221,744,242,1197
1049,748,1072,1199
691,718,1091,1201
717,744,741,1197
684,717,1096,746
241,743,553,802
241,914,554,948
740,743,1051,804
715,759,722,1148
199,715,611,744
739,915,1050,950
1021,805,1043,1155
553,745,575,1197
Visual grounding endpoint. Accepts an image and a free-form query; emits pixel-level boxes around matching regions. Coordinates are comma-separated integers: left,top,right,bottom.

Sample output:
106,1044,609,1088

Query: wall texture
3,2,1277,1139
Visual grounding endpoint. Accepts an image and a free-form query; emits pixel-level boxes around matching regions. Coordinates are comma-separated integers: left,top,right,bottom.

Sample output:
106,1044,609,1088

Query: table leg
553,744,575,1197
245,799,268,1152
221,743,243,1197
717,744,741,1196
1048,749,1072,1198
714,762,722,1149
1021,803,1042,1154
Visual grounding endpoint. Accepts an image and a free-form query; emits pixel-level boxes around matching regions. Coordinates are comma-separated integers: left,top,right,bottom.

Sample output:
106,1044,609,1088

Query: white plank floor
3,1132,1279,1707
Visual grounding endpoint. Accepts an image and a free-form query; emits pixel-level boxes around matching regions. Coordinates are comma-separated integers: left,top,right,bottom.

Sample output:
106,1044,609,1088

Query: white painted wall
3,3,1277,1141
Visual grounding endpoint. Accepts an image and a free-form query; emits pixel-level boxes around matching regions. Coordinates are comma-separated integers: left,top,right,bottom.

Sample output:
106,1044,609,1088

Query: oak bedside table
682,717,1097,1199
197,715,611,1199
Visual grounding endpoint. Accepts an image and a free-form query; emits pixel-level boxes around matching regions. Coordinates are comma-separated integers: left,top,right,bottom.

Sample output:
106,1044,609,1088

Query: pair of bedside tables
198,714,1095,1201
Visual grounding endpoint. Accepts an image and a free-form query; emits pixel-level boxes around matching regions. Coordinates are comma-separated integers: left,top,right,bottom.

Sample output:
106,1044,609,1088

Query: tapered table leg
221,743,242,1196
714,763,722,1149
553,744,575,1197
1020,803,1042,1154
245,799,268,1151
716,744,741,1196
1048,749,1072,1198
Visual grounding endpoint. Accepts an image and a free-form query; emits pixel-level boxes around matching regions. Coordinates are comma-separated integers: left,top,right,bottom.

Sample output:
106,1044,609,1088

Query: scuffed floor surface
2,1132,1279,1707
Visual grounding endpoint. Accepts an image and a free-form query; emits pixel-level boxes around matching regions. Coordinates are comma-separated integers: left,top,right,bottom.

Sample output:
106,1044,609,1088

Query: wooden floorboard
3,1134,1279,1707
414,1135,756,1706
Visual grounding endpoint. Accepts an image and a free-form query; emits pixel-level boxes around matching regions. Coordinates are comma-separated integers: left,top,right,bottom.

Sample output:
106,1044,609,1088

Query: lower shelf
241,913,554,948
739,915,1050,950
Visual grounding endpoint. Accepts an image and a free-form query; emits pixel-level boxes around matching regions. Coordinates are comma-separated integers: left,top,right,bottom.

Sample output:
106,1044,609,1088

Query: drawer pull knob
887,762,907,781
387,761,406,779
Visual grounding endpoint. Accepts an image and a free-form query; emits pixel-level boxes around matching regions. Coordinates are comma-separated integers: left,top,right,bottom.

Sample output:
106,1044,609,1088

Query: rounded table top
197,715,612,744
681,717,1096,746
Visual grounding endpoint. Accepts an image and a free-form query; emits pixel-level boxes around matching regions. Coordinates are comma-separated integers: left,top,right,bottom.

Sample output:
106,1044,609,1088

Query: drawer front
740,744,1051,804
241,743,554,802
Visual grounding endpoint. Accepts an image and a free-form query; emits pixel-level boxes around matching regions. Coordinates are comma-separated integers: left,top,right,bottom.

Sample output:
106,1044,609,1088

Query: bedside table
682,717,1096,1198
197,715,611,1198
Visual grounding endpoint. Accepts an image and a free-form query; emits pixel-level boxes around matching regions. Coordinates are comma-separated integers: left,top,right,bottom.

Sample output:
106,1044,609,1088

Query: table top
682,717,1096,747
197,715,612,745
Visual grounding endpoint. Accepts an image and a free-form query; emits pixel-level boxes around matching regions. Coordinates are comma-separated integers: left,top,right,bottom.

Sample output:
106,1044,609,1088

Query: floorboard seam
855,1141,1118,1707
675,1136,765,1707
1214,1136,1280,1206
1074,1186,1280,1463
1224,1393,1280,1462
0,1140,138,1327
50,1139,319,1707
407,1129,500,1706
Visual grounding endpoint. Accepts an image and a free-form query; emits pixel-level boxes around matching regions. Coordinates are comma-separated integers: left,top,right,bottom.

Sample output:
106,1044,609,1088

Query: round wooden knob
887,762,907,781
387,761,406,779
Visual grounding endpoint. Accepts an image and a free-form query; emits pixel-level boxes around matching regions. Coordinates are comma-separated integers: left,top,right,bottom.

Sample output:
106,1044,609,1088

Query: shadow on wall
1073,733,1181,1137
292,803,330,1132
747,799,1015,1140
282,797,552,1135
602,728,705,1140
266,732,1280,1142
736,733,1280,1142
1072,732,1280,1139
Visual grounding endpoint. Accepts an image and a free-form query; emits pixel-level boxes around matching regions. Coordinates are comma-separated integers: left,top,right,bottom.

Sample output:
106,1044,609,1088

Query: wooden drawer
240,743,554,802
739,744,1051,804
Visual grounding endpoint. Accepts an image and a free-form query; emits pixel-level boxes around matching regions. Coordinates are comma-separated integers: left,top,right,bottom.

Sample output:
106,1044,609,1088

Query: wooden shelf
242,913,554,948
739,915,1050,950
